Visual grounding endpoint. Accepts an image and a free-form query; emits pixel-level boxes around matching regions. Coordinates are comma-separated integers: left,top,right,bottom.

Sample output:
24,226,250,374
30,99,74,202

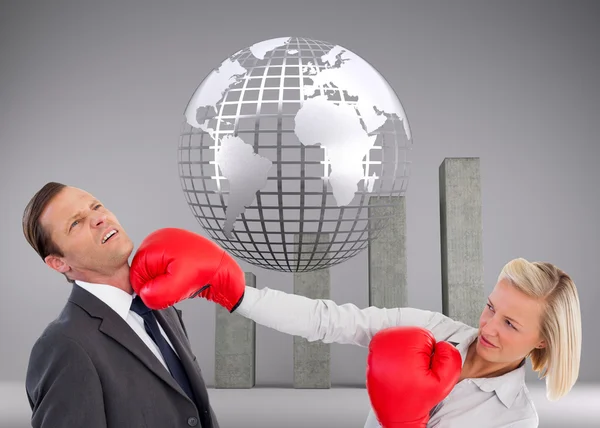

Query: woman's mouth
479,335,497,348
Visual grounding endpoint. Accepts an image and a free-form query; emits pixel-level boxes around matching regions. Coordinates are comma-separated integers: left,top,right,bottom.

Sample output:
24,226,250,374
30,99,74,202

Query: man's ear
45,255,71,275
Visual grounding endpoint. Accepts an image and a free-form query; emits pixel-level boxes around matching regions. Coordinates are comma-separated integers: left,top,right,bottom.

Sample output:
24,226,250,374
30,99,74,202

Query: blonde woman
130,228,583,428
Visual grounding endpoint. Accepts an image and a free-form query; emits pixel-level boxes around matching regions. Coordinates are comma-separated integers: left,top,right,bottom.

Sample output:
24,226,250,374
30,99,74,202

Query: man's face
476,279,546,364
40,186,134,283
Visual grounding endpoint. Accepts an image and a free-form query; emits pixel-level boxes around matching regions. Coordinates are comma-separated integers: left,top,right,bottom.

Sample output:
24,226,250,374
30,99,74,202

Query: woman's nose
482,315,500,335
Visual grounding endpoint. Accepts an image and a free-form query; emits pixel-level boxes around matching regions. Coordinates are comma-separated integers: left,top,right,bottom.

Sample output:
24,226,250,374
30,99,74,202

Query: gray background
1,0,599,391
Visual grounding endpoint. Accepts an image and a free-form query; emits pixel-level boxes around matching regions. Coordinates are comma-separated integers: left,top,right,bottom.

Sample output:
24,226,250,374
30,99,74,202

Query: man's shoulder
30,301,96,354
31,316,85,353
27,323,93,380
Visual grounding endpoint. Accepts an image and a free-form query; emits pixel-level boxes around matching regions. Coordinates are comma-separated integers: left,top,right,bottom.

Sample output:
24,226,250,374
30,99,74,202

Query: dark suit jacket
25,284,220,428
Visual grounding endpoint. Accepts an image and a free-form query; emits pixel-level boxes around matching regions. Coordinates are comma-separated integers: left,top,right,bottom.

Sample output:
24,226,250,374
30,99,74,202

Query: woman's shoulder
507,384,539,427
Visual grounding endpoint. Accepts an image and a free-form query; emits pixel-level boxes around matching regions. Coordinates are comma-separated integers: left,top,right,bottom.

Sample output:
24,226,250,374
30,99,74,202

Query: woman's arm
235,286,452,347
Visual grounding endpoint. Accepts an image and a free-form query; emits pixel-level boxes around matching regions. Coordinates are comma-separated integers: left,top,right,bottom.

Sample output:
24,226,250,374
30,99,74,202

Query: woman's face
476,279,547,364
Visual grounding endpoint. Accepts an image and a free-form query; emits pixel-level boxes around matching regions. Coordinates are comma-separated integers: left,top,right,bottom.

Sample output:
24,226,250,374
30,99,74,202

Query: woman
129,231,582,427
232,257,582,427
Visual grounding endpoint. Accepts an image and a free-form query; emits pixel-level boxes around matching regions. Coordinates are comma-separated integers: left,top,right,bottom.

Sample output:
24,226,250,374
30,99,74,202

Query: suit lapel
155,308,195,359
155,308,211,408
68,285,188,400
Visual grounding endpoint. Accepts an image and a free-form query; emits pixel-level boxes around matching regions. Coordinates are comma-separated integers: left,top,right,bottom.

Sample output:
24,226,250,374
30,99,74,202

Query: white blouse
235,286,539,427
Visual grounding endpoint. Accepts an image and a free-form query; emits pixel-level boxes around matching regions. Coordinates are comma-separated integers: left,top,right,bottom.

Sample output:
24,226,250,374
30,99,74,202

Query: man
22,182,218,428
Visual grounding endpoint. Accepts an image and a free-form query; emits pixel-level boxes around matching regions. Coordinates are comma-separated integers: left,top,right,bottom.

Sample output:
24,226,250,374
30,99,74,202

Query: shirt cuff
235,286,260,316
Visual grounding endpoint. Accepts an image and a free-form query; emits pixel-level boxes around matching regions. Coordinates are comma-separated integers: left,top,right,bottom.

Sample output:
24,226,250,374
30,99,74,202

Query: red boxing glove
366,326,462,428
130,228,245,312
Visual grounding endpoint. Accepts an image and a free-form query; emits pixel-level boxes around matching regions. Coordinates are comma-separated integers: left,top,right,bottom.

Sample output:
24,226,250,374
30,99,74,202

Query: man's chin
117,241,135,260
109,251,133,269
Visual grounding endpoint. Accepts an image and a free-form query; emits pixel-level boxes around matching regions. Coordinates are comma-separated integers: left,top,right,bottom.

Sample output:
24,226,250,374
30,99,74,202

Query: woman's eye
70,220,79,229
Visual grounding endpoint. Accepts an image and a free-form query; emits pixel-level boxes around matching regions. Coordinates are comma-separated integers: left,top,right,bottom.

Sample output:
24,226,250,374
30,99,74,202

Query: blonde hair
498,258,582,401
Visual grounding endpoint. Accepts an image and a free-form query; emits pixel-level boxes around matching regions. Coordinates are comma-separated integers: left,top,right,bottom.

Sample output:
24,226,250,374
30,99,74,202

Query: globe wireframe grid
178,37,412,272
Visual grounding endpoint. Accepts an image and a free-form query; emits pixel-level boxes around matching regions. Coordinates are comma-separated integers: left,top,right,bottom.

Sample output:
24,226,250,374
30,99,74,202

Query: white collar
455,330,527,408
470,356,527,408
75,280,135,321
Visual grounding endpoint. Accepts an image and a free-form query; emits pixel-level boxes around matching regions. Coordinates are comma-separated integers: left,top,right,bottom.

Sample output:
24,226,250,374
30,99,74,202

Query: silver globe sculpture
178,37,412,272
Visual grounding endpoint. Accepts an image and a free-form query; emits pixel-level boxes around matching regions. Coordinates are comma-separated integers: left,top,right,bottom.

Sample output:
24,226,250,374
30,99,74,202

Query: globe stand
292,233,331,389
368,195,408,309
214,273,257,388
439,158,485,328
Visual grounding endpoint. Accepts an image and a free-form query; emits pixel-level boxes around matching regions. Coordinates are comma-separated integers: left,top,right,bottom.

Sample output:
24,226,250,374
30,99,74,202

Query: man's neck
75,265,133,295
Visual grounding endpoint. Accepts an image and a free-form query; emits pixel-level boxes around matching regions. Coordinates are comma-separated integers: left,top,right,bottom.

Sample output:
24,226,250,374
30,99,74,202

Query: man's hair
498,258,582,401
22,181,74,283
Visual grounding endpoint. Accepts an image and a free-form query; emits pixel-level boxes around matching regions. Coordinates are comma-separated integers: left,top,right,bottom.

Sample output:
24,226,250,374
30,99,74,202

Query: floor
1,382,598,427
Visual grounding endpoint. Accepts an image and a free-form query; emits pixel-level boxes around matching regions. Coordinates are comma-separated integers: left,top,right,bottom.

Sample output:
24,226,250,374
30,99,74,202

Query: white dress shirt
75,280,181,372
236,286,539,428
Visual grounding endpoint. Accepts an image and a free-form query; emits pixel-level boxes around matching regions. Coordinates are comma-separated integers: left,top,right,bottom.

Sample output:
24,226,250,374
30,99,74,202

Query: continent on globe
184,37,291,134
304,45,411,140
249,37,290,59
294,95,377,206
214,135,273,237
184,58,248,133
